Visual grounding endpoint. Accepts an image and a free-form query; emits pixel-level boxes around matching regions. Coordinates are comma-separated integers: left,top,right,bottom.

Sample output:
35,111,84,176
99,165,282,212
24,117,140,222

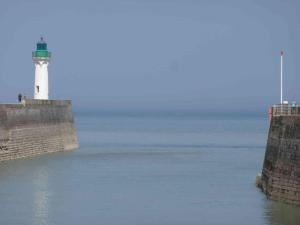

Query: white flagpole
281,51,283,104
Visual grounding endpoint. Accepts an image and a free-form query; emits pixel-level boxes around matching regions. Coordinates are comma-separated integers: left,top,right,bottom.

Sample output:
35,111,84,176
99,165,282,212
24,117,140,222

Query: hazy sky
0,0,299,113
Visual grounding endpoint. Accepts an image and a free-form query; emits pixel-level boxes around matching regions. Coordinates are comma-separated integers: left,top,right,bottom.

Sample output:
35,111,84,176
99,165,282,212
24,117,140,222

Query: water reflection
265,201,300,225
33,167,50,225
0,115,277,225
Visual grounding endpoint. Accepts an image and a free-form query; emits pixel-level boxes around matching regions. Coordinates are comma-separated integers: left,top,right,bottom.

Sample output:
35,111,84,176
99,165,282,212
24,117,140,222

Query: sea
0,112,299,225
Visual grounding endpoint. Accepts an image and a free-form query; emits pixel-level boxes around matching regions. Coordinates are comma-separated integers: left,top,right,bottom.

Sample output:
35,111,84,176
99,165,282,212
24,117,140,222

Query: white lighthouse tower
32,37,51,100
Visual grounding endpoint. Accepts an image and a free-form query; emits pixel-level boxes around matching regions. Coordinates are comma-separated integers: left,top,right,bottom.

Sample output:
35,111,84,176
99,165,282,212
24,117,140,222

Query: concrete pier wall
0,99,78,161
261,115,300,205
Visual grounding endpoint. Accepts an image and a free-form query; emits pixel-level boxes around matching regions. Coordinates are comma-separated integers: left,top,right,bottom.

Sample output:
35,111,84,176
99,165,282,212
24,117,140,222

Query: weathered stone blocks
0,99,78,161
261,115,300,205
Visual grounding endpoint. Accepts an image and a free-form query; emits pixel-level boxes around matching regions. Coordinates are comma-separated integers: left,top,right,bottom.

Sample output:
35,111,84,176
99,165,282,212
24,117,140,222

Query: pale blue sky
0,0,299,113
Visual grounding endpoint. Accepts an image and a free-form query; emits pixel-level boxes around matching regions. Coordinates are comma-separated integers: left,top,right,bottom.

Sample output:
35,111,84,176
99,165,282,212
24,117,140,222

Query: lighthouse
32,37,51,100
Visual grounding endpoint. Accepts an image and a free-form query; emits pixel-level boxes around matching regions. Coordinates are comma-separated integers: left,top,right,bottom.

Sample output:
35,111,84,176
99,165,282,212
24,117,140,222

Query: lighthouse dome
32,37,51,60
37,37,47,50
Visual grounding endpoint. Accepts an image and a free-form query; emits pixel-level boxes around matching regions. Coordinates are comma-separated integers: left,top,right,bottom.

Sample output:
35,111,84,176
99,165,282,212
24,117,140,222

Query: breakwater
259,104,300,205
0,99,78,161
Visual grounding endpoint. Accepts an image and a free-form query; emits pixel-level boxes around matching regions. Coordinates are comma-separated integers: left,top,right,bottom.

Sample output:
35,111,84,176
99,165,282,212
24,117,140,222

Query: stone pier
0,99,78,161
260,104,300,205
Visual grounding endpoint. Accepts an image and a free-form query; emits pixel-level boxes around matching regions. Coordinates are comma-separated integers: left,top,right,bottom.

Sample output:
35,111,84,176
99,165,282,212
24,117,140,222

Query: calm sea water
0,113,299,225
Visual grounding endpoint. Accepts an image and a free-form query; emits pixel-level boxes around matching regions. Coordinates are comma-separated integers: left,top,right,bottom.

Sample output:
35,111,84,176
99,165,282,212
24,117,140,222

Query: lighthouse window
36,85,40,93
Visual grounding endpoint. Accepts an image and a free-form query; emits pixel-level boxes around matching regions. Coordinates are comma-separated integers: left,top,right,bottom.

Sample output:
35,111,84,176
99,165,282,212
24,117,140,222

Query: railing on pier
272,104,300,116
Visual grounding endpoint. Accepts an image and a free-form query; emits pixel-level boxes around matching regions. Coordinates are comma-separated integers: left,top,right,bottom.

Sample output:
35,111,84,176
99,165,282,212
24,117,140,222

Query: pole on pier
281,51,283,104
